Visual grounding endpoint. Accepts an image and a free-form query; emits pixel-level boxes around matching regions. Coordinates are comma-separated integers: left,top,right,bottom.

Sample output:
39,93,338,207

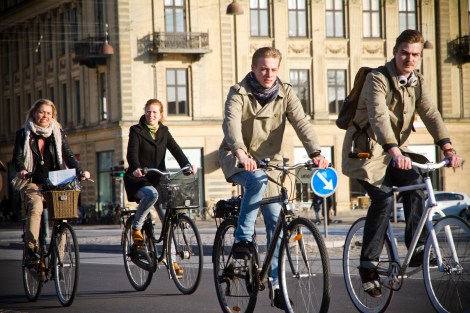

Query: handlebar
411,160,449,171
142,164,193,177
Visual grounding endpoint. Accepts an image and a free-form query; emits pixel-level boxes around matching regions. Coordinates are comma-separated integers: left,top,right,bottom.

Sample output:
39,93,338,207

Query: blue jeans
132,185,159,230
229,170,282,288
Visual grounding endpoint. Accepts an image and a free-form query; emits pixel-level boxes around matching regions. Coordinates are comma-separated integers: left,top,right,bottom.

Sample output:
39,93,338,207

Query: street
0,220,435,313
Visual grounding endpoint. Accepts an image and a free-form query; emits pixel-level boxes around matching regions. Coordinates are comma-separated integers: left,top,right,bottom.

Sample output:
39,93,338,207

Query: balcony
74,36,113,68
150,32,211,60
447,35,470,64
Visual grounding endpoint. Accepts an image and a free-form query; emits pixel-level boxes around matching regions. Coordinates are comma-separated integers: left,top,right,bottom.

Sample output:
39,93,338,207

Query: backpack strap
375,66,394,106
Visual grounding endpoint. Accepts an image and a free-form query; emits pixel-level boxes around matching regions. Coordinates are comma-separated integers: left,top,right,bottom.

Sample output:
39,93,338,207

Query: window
95,0,105,37
16,95,21,127
327,69,346,114
165,0,185,32
166,69,188,116
99,73,107,120
60,13,66,55
75,80,81,123
71,7,79,42
398,0,417,32
250,0,269,37
62,83,68,124
49,86,54,102
97,151,114,209
13,39,19,71
2,43,9,74
24,30,30,68
363,0,381,38
326,0,344,38
288,0,307,37
290,69,310,114
47,18,53,59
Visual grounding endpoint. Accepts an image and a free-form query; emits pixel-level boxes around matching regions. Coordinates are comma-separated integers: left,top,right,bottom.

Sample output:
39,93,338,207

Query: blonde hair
26,99,58,123
144,99,164,123
251,47,282,67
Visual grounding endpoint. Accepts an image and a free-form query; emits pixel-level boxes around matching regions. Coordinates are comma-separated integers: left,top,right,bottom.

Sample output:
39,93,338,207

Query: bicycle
120,165,203,294
343,160,470,313
22,175,93,307
212,158,331,313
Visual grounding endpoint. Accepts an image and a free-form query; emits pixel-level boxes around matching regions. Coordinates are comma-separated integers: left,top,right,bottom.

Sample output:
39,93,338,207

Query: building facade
1,0,469,219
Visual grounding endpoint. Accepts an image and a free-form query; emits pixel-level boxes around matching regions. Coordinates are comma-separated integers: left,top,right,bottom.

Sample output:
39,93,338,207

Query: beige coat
219,77,321,196
342,60,450,187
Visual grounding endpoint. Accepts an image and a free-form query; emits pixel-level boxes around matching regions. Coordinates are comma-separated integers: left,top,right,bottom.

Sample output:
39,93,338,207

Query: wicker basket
45,190,80,219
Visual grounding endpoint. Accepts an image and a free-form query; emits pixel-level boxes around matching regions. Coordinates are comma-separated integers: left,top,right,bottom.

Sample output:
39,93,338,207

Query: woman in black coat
124,99,196,250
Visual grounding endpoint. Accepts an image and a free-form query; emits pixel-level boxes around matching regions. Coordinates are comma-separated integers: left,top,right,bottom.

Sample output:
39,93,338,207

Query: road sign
310,167,338,197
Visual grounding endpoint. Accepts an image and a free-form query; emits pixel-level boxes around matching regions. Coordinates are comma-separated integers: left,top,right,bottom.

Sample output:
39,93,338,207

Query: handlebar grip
142,167,148,175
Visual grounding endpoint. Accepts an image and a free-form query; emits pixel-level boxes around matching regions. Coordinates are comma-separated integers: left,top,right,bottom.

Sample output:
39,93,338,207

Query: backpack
336,66,393,130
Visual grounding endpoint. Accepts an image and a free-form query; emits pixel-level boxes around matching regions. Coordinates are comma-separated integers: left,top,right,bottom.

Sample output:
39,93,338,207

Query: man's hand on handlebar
235,149,257,171
312,155,329,169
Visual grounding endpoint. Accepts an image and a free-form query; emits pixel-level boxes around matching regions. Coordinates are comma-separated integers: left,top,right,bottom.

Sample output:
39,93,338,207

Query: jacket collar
136,115,164,144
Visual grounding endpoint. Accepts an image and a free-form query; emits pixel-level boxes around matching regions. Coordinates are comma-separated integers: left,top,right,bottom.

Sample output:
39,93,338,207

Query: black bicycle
121,165,203,294
22,176,92,307
212,158,331,313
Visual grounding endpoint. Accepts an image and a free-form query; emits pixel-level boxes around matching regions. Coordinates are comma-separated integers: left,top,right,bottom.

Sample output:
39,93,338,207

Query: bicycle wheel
423,216,470,313
278,217,330,313
213,218,258,313
53,223,79,307
122,217,154,291
167,214,203,294
22,229,44,302
343,217,395,313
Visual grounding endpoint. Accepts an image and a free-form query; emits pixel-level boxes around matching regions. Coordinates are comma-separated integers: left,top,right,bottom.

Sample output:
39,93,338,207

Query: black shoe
359,267,382,298
232,241,253,260
409,250,424,267
25,248,40,265
270,288,293,310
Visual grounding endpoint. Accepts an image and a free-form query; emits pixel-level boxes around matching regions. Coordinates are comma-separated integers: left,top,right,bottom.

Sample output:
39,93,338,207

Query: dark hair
251,47,282,66
394,29,424,51
143,99,164,122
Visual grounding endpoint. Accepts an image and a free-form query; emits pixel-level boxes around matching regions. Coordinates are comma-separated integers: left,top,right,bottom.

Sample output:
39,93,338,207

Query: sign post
310,167,338,238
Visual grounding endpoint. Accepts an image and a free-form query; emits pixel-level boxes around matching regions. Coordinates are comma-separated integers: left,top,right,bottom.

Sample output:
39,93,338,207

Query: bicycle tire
343,217,395,313
122,217,154,291
423,216,470,313
22,226,44,302
53,223,79,307
213,218,258,313
167,214,203,294
278,217,330,313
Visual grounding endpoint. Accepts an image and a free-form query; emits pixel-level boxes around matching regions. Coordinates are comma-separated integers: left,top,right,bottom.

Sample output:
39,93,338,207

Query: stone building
0,0,469,218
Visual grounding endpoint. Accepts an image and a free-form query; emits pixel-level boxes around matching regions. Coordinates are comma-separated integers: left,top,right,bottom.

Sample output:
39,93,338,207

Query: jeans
359,165,426,269
132,185,160,230
229,170,282,288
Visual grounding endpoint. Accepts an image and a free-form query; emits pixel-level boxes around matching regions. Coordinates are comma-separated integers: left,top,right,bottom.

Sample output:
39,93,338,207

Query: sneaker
359,267,382,298
232,241,253,260
173,262,184,279
132,229,144,248
25,248,39,265
270,288,293,310
409,250,424,267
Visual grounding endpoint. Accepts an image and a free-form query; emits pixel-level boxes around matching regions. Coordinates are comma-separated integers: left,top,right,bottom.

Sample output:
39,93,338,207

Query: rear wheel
122,217,154,291
423,216,470,313
53,223,79,307
167,214,203,294
213,218,258,313
22,228,44,302
278,217,330,313
343,217,395,313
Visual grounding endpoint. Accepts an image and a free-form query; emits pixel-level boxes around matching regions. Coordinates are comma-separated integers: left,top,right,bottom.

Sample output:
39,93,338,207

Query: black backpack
336,66,392,130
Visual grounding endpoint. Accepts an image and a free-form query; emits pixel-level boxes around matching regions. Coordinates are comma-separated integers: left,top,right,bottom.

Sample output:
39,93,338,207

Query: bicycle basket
44,190,80,219
214,197,241,218
159,178,198,209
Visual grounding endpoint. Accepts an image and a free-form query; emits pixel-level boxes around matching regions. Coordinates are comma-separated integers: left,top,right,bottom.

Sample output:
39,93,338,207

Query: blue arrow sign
311,167,338,197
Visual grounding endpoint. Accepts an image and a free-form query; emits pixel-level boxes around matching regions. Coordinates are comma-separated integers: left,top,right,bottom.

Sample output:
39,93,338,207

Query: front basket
45,190,80,219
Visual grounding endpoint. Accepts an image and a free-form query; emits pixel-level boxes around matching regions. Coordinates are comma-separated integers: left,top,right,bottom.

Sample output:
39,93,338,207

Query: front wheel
53,223,80,307
122,217,154,291
278,217,330,313
423,216,470,313
167,214,203,294
343,217,395,313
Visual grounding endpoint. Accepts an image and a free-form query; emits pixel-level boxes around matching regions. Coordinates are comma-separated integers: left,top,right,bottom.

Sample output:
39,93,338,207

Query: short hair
251,47,282,66
27,99,58,122
144,99,164,122
394,29,424,51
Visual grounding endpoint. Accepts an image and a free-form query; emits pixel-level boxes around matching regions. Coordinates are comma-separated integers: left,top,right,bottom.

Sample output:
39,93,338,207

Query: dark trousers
358,165,427,268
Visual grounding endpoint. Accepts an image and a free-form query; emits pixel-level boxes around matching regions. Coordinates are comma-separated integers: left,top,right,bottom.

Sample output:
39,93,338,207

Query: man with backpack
340,29,463,298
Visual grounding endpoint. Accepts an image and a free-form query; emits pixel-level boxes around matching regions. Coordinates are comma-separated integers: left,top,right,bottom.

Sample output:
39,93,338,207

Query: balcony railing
74,36,112,68
447,35,470,64
150,32,211,59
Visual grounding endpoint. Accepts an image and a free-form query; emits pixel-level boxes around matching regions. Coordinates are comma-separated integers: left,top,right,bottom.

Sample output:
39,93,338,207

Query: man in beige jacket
341,30,463,298
219,47,329,309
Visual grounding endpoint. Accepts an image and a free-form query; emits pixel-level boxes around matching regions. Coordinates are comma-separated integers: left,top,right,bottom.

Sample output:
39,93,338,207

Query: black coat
124,116,190,202
12,128,83,184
